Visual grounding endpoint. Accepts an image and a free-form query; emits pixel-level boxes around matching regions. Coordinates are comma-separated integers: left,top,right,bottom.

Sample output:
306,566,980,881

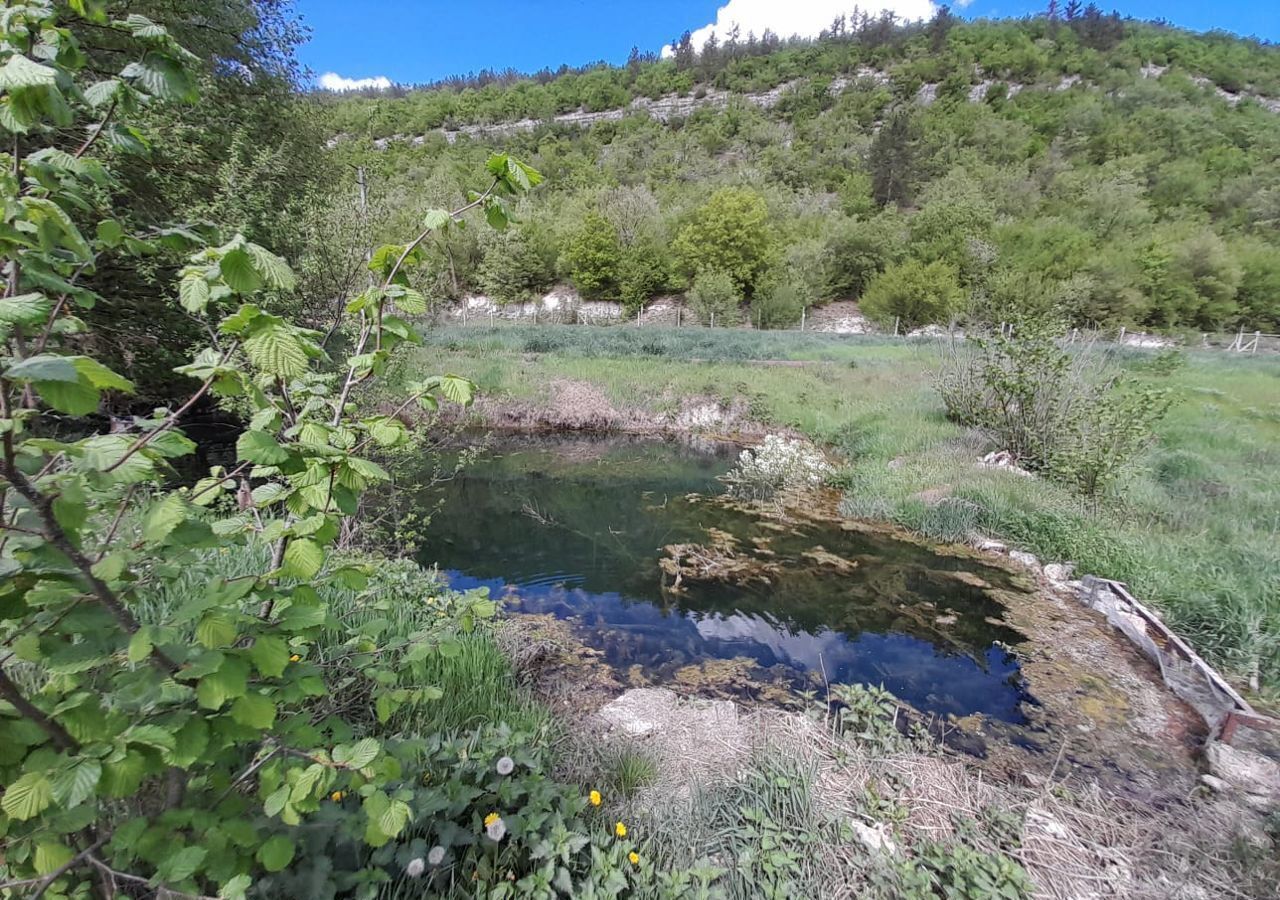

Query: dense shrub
686,269,742,326
861,259,964,330
671,188,773,297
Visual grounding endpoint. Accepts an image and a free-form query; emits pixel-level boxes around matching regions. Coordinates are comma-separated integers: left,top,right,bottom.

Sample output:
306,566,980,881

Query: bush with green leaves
860,259,964,331
559,212,622,300
685,269,741,327
670,187,773,297
937,317,1172,496
0,5,545,895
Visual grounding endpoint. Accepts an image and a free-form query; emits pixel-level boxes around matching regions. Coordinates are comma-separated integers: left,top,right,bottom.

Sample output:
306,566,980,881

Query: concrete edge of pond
955,522,1280,810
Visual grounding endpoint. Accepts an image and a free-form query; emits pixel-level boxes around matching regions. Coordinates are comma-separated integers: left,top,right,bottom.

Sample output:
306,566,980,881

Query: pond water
412,436,1036,723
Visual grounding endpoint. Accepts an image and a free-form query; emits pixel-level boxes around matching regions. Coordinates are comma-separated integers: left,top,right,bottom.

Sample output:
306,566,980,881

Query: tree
0,7,542,894
823,217,902,298
560,213,622,299
478,226,556,304
671,188,772,297
686,269,742,326
868,108,931,207
860,260,964,330
751,275,807,329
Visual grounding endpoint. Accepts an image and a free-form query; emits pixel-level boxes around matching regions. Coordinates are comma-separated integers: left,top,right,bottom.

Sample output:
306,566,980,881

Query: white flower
485,816,508,842
723,434,832,499
495,755,515,775
427,845,446,866
405,857,425,878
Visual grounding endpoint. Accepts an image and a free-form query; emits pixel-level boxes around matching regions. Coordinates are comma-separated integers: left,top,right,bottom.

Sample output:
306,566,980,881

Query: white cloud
318,72,392,92
662,0,938,57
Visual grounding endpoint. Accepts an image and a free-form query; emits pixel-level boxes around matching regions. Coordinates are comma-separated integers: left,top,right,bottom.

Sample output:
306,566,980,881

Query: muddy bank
416,377,778,438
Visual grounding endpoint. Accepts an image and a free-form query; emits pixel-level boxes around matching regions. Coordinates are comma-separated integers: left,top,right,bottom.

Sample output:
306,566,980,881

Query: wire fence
431,301,1280,354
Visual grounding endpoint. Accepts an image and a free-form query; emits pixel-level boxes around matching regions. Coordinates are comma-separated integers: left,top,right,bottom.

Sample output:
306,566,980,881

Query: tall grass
134,541,546,735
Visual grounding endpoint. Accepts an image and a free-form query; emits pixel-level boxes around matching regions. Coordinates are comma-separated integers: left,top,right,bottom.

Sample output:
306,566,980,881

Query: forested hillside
319,10,1280,335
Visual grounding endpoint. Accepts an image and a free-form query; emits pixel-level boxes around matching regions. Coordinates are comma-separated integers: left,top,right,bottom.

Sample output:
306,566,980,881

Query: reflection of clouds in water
690,611,1025,721
693,611,847,672
447,570,1027,722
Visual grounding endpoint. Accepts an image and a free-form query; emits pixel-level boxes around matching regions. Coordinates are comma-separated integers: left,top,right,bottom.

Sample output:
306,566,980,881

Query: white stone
850,820,897,856
1043,563,1074,583
1009,550,1040,569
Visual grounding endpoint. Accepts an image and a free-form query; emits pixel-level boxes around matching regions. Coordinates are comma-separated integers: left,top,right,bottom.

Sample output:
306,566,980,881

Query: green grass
135,541,547,736
394,326,1280,695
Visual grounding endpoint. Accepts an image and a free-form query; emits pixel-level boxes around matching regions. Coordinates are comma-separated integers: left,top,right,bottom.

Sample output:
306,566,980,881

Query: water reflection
413,436,1032,722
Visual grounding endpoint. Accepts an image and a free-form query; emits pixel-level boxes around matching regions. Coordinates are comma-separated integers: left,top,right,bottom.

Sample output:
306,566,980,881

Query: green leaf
392,287,427,315
243,324,309,377
34,379,99,415
249,635,290,678
195,611,238,649
4,354,78,383
144,494,188,545
2,771,52,820
127,627,154,663
121,56,196,102
378,798,412,838
72,357,132,391
50,760,101,809
219,248,263,293
0,292,51,326
438,374,474,405
230,692,276,730
33,840,75,876
422,208,452,231
179,273,211,313
96,219,125,247
237,429,290,465
342,737,380,770
0,54,57,89
246,242,297,291
84,79,121,108
280,538,323,580
257,835,295,872
157,846,207,883
219,874,252,900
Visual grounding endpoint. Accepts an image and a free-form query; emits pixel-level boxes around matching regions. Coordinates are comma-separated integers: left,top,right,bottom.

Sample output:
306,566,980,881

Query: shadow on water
412,434,1035,723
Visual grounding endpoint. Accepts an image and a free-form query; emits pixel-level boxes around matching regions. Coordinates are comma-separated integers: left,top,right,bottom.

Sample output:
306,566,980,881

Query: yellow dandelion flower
628,851,640,866
589,789,602,807
289,654,301,662
484,811,501,827
614,822,627,838
330,791,344,802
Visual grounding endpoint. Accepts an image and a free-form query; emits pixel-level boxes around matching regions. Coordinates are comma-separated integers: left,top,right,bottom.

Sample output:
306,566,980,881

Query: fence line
433,304,1280,354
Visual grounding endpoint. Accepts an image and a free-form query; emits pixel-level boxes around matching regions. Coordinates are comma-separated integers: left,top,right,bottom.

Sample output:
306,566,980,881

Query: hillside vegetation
316,11,1280,337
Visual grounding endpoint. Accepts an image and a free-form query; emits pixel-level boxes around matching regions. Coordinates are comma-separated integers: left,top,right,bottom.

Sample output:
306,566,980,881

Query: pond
411,435,1039,723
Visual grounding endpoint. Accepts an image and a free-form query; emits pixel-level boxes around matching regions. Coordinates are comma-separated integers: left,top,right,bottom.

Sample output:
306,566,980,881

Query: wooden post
637,304,643,327
1118,326,1126,345
893,316,899,337
710,311,715,329
677,307,681,328
800,307,806,331
1253,331,1260,354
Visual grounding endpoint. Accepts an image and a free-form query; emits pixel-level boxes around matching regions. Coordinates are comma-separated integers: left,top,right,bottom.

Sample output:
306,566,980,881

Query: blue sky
295,1,1279,89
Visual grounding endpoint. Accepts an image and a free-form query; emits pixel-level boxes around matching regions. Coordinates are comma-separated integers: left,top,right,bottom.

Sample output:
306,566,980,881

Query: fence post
637,304,643,327
462,307,467,326
1253,331,1261,354
1118,326,1125,345
800,307,806,331
710,311,715,329
893,316,899,337
677,307,681,328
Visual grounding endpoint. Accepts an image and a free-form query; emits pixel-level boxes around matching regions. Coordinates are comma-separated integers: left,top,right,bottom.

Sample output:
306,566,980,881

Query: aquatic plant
723,434,834,499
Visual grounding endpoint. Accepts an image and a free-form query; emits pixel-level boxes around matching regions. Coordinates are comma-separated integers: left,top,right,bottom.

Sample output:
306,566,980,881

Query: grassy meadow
397,325,1280,697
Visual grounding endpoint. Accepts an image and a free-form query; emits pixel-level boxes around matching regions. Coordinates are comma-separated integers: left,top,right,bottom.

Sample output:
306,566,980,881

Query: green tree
478,226,556,304
686,269,742,326
560,213,622,299
861,260,964,330
671,188,772,296
0,7,542,893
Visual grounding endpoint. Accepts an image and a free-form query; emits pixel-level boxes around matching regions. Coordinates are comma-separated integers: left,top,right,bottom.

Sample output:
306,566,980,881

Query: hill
318,11,1280,334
